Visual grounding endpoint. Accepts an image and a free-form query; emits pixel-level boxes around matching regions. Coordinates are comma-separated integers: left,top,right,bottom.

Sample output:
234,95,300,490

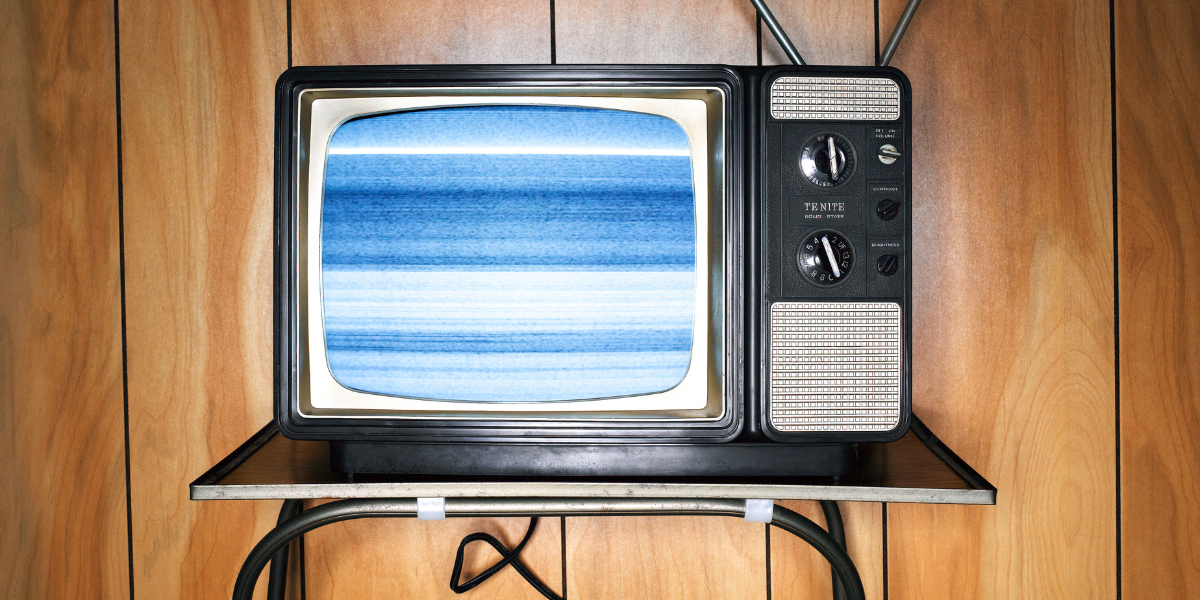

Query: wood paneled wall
880,0,1117,598
1,0,127,598
2,0,1198,598
1116,2,1200,599
118,0,287,597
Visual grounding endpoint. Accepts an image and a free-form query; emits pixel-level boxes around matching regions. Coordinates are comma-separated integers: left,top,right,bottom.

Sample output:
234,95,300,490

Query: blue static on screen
321,105,698,402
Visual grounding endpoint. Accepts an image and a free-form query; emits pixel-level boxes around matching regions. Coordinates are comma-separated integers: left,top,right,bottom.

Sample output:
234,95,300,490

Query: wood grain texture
566,515,766,600
761,0,875,66
772,502,882,600
118,0,288,596
880,0,1116,598
0,0,127,598
292,0,550,66
555,0,757,64
1117,1,1200,598
304,511,562,599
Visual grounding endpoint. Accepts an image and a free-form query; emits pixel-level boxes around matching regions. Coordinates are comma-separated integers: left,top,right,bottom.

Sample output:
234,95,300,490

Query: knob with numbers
797,230,854,286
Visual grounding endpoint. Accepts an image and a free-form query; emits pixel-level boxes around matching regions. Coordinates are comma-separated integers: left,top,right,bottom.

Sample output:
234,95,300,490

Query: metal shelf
190,418,995,505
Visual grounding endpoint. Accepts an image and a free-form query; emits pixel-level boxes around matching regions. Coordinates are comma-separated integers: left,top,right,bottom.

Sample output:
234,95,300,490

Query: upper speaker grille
770,77,901,121
769,302,902,432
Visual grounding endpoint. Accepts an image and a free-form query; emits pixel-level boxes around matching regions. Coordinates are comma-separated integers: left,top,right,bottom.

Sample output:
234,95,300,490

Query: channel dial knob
797,230,854,286
800,133,856,187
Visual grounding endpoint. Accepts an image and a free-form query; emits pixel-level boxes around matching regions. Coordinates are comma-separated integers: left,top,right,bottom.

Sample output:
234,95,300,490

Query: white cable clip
417,497,446,520
744,499,774,523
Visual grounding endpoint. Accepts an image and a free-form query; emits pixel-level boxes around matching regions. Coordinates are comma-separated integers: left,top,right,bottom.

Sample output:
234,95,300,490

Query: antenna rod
749,0,806,65
878,0,922,67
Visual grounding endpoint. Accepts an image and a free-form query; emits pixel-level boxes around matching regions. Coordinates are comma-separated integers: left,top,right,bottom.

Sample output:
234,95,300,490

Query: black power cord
267,499,304,600
450,517,562,600
820,500,847,600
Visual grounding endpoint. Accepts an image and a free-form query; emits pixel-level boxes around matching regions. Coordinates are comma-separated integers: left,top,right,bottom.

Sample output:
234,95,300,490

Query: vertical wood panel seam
881,503,887,600
1109,0,1120,597
560,516,567,599
112,0,135,596
873,0,880,64
756,17,762,66
287,0,294,68
549,0,556,64
764,524,771,600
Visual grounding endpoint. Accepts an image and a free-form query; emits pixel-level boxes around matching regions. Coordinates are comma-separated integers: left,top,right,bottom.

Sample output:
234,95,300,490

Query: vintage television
274,65,912,478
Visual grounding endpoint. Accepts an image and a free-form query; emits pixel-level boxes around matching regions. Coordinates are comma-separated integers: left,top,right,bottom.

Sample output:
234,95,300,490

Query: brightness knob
876,254,899,276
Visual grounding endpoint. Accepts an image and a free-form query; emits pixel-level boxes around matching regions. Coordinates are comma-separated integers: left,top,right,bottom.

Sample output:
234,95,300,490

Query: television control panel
755,67,912,443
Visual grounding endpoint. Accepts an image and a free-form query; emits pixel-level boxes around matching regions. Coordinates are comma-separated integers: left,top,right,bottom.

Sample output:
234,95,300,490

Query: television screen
320,105,698,403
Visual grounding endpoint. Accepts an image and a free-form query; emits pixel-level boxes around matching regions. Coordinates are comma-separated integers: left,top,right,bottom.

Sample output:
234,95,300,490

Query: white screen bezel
295,87,728,420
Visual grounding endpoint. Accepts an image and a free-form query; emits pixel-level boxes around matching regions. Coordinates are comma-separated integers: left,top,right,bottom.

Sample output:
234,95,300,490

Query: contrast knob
876,199,900,221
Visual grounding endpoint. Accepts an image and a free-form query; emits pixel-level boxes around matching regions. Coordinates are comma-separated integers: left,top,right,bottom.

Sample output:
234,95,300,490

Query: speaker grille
769,302,902,432
770,77,901,121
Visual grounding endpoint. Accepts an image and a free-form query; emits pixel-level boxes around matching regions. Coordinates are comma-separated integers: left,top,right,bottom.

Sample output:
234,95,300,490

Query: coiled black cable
450,517,561,600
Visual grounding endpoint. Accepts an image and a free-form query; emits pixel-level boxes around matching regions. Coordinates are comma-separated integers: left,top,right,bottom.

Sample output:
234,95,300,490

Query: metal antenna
749,0,806,65
878,0,923,67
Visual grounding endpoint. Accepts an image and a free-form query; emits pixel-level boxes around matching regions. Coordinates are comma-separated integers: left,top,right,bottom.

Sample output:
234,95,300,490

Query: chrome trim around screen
293,87,729,421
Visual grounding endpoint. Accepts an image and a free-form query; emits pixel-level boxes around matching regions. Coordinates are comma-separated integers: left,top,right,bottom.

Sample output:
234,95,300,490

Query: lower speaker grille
769,302,902,432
